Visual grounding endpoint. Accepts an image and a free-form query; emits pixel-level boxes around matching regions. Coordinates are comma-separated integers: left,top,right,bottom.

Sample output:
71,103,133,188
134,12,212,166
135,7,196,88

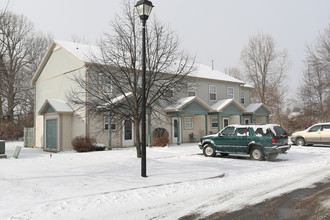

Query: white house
32,40,270,151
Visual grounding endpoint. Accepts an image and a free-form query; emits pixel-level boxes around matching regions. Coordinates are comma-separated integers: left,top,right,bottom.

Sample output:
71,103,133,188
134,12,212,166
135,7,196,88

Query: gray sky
6,0,330,99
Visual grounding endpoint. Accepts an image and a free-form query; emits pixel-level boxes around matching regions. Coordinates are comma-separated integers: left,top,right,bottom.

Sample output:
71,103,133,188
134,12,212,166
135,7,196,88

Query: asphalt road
181,178,330,220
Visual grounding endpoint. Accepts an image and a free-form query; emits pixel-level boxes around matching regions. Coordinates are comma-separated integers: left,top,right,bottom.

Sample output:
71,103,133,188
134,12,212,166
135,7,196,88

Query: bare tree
224,66,244,81
297,24,330,123
69,0,195,157
0,11,51,138
240,32,290,122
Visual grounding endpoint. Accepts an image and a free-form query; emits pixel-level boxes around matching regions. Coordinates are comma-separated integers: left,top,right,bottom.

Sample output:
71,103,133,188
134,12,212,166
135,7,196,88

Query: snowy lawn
1,141,330,220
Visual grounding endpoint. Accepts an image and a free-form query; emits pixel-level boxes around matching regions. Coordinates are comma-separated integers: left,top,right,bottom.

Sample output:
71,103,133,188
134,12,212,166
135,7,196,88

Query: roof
211,99,246,112
165,96,212,112
54,40,100,63
38,99,74,115
245,103,270,114
189,64,245,84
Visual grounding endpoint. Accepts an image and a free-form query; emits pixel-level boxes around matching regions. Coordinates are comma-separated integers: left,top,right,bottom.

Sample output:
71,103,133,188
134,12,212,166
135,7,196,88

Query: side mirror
218,133,222,137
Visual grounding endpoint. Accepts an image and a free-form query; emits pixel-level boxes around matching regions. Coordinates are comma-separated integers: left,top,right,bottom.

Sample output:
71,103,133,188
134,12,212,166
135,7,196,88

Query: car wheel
296,137,305,146
250,147,265,161
268,153,278,161
220,153,229,156
203,144,216,157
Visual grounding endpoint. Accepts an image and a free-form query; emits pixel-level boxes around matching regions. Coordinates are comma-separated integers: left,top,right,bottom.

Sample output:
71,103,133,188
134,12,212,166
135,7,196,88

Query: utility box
0,140,5,154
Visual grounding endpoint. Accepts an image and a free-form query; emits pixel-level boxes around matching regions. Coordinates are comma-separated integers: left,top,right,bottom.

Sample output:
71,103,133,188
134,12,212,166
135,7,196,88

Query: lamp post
135,0,154,178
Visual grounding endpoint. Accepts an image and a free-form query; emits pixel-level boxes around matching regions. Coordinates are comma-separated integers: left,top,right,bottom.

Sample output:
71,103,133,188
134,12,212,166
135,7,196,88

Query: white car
291,123,330,146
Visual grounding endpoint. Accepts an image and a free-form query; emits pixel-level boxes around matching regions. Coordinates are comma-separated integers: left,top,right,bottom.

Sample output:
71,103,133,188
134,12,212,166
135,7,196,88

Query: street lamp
135,0,154,178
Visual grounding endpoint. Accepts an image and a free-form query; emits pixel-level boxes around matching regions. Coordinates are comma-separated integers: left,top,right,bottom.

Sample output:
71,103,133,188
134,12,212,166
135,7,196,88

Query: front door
223,117,229,129
172,118,178,143
46,119,57,150
122,119,134,146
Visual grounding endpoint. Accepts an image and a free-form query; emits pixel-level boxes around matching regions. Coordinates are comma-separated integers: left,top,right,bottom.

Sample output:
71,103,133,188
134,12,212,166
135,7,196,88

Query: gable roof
38,99,74,115
211,99,246,112
245,103,271,114
54,40,99,63
165,96,213,112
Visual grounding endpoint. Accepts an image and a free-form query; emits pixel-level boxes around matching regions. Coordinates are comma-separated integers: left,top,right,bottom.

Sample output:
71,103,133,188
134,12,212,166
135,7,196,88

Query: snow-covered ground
1,141,330,220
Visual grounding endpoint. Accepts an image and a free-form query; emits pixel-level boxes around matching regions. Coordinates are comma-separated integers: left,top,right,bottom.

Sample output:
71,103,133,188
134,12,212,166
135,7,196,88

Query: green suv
199,124,291,160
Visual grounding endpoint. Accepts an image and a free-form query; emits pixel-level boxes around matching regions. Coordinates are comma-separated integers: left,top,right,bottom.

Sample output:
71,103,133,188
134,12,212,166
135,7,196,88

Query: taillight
272,138,276,144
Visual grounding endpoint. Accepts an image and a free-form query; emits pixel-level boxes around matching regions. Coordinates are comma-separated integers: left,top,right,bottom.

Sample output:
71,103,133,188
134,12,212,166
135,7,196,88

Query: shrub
93,143,106,151
72,136,96,152
152,128,169,147
152,136,169,147
153,128,169,138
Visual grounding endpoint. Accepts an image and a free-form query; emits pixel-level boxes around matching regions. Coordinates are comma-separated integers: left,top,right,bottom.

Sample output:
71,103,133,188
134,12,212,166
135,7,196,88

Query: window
221,126,235,136
237,128,249,136
309,125,321,132
323,125,330,131
184,117,194,129
104,116,117,131
165,88,174,97
227,87,234,99
188,82,196,96
244,118,250,124
98,73,112,94
211,117,218,128
240,91,245,104
209,85,216,101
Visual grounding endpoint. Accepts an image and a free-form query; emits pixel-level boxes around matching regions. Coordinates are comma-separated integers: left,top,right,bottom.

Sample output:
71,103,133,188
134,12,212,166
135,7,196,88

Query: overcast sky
6,0,330,99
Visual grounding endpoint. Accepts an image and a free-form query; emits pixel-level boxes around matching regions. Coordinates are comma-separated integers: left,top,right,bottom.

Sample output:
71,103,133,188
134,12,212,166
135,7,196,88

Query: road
184,178,330,220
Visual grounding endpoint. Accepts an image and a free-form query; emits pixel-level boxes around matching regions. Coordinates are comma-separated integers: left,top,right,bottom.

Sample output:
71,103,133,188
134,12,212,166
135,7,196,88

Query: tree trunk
6,83,15,122
134,119,141,158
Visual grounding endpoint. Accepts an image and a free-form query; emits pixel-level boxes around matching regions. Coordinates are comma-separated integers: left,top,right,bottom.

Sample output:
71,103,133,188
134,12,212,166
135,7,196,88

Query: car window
322,125,330,131
255,128,273,137
273,126,287,136
221,126,235,136
236,128,249,136
309,125,321,132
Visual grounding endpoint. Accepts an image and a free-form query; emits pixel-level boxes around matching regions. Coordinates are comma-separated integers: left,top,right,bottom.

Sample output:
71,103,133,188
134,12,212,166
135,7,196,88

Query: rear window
273,126,287,136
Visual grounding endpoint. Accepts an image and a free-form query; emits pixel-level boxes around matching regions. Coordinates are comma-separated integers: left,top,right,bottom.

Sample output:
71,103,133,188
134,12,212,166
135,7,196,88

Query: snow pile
1,142,330,219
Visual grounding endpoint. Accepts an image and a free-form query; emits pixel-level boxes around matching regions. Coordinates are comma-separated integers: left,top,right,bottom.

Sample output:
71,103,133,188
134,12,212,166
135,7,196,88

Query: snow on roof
165,97,196,111
54,40,100,63
189,64,245,84
211,99,232,111
54,40,249,85
39,99,74,114
211,99,246,112
245,103,267,113
241,83,254,89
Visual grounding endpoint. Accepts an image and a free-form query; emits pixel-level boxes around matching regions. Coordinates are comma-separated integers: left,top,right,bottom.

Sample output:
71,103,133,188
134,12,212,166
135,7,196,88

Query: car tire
250,146,265,161
296,137,305,146
203,144,216,157
268,153,278,161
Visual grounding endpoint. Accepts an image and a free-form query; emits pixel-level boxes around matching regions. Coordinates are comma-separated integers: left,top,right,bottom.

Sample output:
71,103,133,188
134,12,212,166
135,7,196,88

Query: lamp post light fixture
135,0,154,178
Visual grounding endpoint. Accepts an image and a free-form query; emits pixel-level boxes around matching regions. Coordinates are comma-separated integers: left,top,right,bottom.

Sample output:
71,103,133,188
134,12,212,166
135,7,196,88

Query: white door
172,118,178,143
223,117,229,129
122,119,134,146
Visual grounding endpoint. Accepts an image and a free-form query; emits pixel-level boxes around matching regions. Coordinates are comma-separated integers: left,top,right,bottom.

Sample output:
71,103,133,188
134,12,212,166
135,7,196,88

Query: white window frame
209,85,217,101
211,117,218,128
184,117,194,129
104,116,117,131
227,87,234,99
240,91,245,104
